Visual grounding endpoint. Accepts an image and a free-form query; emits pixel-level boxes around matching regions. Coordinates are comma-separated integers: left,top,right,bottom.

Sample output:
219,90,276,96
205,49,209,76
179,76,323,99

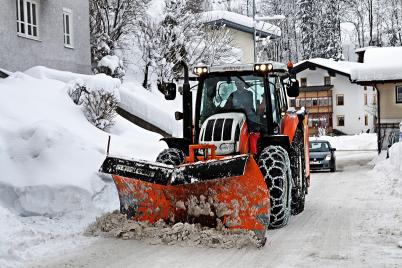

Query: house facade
201,11,281,64
0,0,91,74
350,47,402,150
292,60,377,136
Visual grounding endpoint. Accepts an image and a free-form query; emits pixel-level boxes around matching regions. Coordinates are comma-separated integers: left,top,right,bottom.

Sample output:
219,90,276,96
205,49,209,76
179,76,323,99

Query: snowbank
372,142,402,198
119,82,182,136
25,66,121,99
310,133,377,151
0,71,166,267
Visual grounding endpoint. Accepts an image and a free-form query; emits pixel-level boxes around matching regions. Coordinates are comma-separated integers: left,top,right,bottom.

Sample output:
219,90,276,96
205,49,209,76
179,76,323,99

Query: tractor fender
281,113,300,144
160,138,192,155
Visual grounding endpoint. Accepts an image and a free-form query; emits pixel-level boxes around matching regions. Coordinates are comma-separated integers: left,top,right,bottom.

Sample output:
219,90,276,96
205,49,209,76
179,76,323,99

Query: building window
300,78,307,87
324,76,331,86
337,115,345,127
364,93,367,105
63,8,73,47
336,94,344,106
289,98,296,107
396,86,402,103
16,0,39,38
364,86,367,91
364,115,368,126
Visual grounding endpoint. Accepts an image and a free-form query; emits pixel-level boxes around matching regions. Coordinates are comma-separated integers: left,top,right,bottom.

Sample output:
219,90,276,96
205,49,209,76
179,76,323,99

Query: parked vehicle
309,140,336,172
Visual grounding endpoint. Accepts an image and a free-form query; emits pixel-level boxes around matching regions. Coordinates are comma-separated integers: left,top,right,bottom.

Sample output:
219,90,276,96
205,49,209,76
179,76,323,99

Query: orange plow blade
99,155,270,243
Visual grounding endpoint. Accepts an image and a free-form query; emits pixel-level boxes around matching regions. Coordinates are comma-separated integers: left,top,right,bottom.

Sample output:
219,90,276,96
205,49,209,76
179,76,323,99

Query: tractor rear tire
258,146,292,228
290,128,306,216
156,148,185,166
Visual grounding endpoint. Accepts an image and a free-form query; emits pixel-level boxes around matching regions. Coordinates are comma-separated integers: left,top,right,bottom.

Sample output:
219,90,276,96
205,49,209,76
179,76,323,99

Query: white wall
229,29,253,64
297,68,377,135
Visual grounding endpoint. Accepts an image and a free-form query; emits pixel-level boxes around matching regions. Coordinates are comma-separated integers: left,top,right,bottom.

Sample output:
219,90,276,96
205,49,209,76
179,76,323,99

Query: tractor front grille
202,118,234,142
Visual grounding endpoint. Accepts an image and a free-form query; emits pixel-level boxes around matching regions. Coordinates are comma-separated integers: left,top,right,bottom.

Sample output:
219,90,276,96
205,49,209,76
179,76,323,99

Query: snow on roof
350,47,402,82
200,11,281,37
294,58,362,76
355,46,377,53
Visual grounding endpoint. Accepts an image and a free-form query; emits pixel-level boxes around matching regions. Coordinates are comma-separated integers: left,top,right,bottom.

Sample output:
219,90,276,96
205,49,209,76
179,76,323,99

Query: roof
355,46,377,53
0,68,11,78
293,50,402,83
300,85,333,92
200,11,281,38
350,47,402,82
293,58,362,77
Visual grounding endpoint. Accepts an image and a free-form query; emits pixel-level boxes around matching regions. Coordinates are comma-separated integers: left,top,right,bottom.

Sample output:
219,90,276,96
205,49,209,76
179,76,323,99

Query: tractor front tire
258,146,292,228
156,148,185,166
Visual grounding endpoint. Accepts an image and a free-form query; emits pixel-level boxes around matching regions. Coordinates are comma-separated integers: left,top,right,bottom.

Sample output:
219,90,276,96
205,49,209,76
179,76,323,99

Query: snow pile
311,133,377,151
0,70,166,267
85,211,262,249
119,82,182,136
350,47,402,82
26,66,121,99
372,142,402,198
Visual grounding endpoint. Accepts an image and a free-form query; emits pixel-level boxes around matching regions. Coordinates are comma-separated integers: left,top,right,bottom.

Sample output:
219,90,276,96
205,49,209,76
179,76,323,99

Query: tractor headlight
219,143,235,154
254,63,274,73
267,63,273,71
193,66,208,76
325,155,331,161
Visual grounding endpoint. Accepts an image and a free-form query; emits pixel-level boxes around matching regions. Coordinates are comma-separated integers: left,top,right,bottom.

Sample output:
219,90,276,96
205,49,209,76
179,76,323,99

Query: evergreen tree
298,0,319,59
320,0,342,59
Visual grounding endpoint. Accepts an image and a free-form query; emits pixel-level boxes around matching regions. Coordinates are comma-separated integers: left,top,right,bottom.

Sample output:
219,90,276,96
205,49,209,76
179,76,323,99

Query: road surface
33,151,402,268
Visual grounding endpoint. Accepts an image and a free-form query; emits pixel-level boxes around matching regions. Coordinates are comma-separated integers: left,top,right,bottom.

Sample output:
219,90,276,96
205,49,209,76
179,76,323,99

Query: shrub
67,79,89,105
82,90,118,130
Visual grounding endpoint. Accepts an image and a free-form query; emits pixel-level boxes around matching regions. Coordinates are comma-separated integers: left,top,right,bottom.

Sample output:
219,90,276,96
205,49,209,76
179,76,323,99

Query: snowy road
33,151,402,268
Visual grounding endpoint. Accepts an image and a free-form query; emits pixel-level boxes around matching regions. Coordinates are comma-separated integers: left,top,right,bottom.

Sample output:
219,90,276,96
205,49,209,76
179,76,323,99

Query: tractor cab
192,63,299,156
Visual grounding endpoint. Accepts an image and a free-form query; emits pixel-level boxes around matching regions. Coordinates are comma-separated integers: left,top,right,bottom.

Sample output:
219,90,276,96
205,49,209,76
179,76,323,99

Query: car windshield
309,142,330,152
199,74,276,132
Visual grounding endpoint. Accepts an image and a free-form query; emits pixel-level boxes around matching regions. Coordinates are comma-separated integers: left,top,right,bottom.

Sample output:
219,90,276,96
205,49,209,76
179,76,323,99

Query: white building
292,59,377,136
201,11,281,63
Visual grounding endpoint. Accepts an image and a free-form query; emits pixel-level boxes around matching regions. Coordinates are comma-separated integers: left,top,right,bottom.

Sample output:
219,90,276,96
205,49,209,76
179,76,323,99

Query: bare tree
90,0,147,71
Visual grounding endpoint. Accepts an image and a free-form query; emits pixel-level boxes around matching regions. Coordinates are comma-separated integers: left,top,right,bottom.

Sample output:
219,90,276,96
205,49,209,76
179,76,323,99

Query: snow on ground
84,211,261,249
371,142,402,198
0,70,166,267
310,133,377,151
32,149,402,267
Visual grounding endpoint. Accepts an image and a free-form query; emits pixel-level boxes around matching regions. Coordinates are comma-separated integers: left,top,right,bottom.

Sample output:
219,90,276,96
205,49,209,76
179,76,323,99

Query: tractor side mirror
331,148,337,152
175,111,183,120
286,78,300,98
159,82,177,100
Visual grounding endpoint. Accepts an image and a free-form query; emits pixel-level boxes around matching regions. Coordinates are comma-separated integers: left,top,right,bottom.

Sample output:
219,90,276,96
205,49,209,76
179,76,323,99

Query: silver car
309,140,336,172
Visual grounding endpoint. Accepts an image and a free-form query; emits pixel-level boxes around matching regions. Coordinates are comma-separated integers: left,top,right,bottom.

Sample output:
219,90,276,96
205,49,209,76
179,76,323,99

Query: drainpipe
375,84,381,154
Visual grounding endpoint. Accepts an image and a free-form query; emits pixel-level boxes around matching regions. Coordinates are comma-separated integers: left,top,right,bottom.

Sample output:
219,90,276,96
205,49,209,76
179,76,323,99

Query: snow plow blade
99,155,270,243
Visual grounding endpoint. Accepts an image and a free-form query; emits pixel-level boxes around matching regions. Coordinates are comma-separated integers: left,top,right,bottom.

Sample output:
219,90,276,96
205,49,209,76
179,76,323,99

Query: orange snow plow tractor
99,62,310,246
